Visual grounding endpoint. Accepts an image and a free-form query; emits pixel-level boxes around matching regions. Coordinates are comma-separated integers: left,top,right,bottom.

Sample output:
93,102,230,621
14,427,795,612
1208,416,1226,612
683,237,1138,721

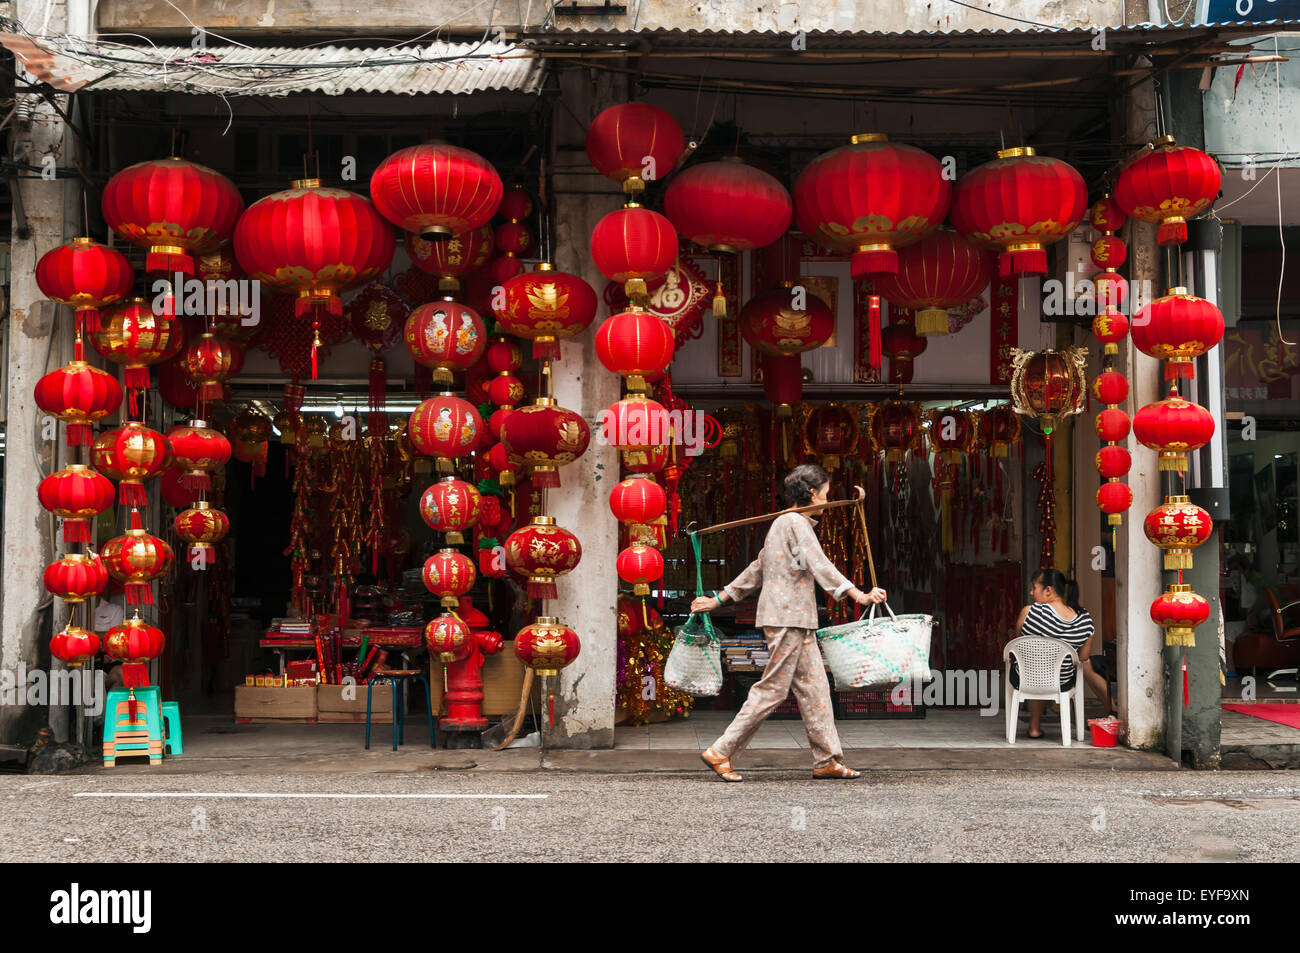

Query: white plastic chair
1003,636,1086,746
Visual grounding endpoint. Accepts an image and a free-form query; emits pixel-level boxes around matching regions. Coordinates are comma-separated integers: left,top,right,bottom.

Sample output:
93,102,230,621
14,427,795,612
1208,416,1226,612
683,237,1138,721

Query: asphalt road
3,769,1299,863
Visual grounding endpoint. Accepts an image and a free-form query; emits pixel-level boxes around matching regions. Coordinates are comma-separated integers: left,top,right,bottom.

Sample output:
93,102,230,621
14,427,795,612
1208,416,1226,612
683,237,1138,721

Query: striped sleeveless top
1021,602,1094,686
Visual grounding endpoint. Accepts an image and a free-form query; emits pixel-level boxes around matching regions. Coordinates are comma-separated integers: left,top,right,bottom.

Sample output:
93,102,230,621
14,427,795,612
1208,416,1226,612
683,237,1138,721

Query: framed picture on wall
1256,464,1278,534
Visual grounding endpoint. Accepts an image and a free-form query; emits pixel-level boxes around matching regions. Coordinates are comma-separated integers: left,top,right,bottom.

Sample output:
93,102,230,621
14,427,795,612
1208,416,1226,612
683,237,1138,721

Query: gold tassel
713,282,726,317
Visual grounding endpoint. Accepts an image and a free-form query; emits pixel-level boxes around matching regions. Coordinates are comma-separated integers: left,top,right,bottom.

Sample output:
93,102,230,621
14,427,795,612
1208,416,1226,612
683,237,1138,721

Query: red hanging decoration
36,237,133,335
664,157,792,254
505,517,582,600
33,358,123,446
1114,136,1221,247
586,103,685,195
873,230,993,337
494,263,599,361
370,144,502,240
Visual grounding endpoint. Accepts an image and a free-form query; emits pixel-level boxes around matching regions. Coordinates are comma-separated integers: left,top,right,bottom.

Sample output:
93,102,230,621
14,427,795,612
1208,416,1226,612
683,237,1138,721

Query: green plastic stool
161,701,182,755
103,687,164,765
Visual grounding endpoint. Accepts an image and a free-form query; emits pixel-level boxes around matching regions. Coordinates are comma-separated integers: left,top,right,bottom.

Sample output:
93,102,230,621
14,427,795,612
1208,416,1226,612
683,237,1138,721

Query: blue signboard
1197,0,1300,23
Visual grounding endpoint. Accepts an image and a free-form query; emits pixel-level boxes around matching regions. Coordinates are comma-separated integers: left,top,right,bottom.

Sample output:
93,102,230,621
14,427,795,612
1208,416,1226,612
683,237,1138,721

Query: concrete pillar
542,68,621,748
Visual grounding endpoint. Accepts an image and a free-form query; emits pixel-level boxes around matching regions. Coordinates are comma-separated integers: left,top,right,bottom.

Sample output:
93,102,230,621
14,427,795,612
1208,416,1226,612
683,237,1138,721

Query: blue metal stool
365,671,436,750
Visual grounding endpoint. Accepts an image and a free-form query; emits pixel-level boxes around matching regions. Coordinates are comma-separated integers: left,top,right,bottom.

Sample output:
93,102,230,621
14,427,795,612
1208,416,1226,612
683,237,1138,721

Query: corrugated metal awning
0,35,546,96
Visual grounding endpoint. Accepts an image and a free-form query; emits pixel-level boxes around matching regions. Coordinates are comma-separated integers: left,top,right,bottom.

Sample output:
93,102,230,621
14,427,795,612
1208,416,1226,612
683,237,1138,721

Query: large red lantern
102,157,244,274
761,352,803,417
1144,495,1212,569
601,394,669,451
741,284,835,356
404,299,487,386
1131,288,1225,380
406,225,494,290
1150,584,1211,646
422,548,477,609
505,517,582,599
104,611,166,685
617,544,664,596
494,263,599,360
950,146,1087,278
868,400,922,465
881,319,928,385
408,393,482,469
514,617,581,681
38,464,115,544
609,475,667,524
1133,390,1215,471
793,133,950,278
873,231,993,336
370,144,502,240
36,237,133,335
101,529,175,605
174,500,230,566
425,613,472,663
1114,136,1221,247
420,477,482,545
92,422,173,506
35,361,123,447
590,204,678,299
1096,479,1133,526
50,625,101,668
594,307,676,392
586,103,685,194
500,397,591,488
43,553,108,603
664,157,791,253
182,333,242,404
165,420,232,491
91,298,183,390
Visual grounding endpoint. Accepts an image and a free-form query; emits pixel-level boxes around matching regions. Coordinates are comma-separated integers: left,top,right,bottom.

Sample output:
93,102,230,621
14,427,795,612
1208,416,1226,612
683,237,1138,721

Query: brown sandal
701,747,743,782
813,760,861,779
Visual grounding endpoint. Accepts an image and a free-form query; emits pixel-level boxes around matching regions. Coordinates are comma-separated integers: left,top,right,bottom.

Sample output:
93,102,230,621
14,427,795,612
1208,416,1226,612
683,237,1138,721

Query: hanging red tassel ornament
868,294,882,370
505,517,581,600
104,611,166,687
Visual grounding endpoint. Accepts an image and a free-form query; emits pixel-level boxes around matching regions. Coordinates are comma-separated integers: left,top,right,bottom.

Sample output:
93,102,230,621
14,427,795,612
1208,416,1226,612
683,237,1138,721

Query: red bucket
1088,718,1122,747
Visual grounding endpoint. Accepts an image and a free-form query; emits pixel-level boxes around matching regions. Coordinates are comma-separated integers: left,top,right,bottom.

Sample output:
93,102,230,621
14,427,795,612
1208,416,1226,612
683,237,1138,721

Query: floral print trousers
712,626,842,769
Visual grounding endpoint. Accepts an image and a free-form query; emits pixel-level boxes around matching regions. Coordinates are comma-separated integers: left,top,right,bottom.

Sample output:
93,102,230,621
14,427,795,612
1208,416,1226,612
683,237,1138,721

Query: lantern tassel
868,295,882,371
1158,220,1188,247
120,481,148,508
1000,247,1047,278
147,250,193,276
66,424,92,448
125,367,150,390
1182,655,1190,706
713,281,726,318
189,545,215,566
369,357,387,436
198,380,224,403
125,582,153,606
62,519,90,545
129,509,144,531
123,664,151,689
79,307,101,335
850,247,897,279
128,388,140,419
528,579,558,600
532,338,561,361
182,471,212,491
530,467,561,489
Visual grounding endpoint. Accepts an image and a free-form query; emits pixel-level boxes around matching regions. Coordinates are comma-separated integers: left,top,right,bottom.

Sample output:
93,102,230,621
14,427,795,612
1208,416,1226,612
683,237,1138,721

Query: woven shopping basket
664,533,723,697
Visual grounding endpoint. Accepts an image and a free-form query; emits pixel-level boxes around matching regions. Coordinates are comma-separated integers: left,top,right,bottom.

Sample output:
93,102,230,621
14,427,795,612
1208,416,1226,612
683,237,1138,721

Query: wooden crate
234,685,317,721
317,683,392,723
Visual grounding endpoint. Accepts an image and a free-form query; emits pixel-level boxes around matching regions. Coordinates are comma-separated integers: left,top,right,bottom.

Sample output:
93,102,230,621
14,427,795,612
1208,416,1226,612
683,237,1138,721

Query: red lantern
34,361,123,448
1115,136,1221,247
160,464,198,509
803,403,859,470
101,529,175,605
370,144,502,240
741,284,834,356
926,408,976,465
50,625,100,668
420,477,481,545
91,298,183,391
665,157,792,254
93,422,173,506
868,400,922,465
793,133,950,278
874,231,993,336
1090,236,1127,270
514,616,581,676
1092,308,1130,356
165,420,231,490
425,613,473,663
1133,390,1215,471
489,407,515,442
590,204,678,300
1096,445,1132,478
622,444,670,474
486,441,518,487
1094,408,1131,442
1093,271,1128,310
881,319,929,385
1144,495,1212,569
500,397,591,488
36,237,133,335
422,548,477,609
494,220,534,258
1092,371,1129,406
406,224,494,291
609,475,667,524
760,352,803,416
1150,584,1210,646
1090,194,1127,233
505,517,582,599
1096,479,1133,526
617,544,663,596
978,404,1021,457
404,300,487,386
950,146,1087,278
494,263,599,360
174,500,230,566
601,394,669,451
43,553,108,603
594,307,676,392
157,356,199,409
104,611,166,686
586,103,685,194
182,333,243,405
102,157,243,274
488,373,525,409
38,465,115,544
1010,349,1088,434
487,339,523,374
1131,288,1225,380
409,393,482,469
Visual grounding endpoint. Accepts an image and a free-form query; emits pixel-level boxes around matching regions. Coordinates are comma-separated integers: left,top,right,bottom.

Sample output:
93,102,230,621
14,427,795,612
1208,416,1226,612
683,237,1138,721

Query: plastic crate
834,688,926,719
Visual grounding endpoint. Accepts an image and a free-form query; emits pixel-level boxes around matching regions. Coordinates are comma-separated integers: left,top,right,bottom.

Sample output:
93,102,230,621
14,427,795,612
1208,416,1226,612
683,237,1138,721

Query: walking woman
691,464,887,781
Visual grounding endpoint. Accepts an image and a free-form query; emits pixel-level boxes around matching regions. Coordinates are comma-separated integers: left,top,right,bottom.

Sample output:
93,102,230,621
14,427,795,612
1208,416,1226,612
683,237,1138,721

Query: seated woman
1010,569,1104,738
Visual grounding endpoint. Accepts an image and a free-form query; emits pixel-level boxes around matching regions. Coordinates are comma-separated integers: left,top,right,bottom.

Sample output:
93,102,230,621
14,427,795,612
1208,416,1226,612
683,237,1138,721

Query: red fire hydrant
439,598,503,745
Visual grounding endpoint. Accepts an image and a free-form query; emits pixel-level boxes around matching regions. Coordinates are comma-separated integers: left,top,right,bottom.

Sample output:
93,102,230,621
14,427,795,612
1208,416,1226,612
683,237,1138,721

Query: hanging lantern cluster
610,475,668,600
1092,370,1133,526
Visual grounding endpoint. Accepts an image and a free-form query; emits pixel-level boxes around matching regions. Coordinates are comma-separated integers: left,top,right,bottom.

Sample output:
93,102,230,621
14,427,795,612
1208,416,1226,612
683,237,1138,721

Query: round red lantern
404,300,487,386
182,332,242,403
514,617,581,676
978,404,1021,457
104,611,166,685
35,359,124,446
488,373,525,410
500,187,533,223
1092,308,1130,356
761,352,803,417
874,231,993,336
1115,136,1221,247
868,400,922,465
1131,287,1225,380
494,220,534,258
617,544,664,596
422,548,477,609
586,103,685,194
601,394,668,451
1096,445,1132,478
1095,408,1131,442
43,553,108,603
594,307,676,392
174,500,230,566
50,624,101,668
1144,495,1213,569
1092,370,1129,406
505,516,582,599
622,444,670,474
101,529,175,604
1096,479,1133,526
494,263,599,360
925,408,976,465
741,284,835,356
1133,390,1215,471
36,237,133,335
102,157,244,274
425,613,472,663
1090,236,1127,270
609,475,667,524
38,464,115,544
370,144,502,240
1093,271,1128,310
409,393,482,468
419,477,481,545
590,204,678,300
157,355,199,409
1150,584,1211,646
160,464,198,509
406,225,493,291
1090,194,1127,233
805,403,860,470
950,146,1087,278
793,133,950,278
881,320,928,384
664,157,791,254
486,441,518,487
500,397,591,488
91,298,183,390
487,339,523,374
93,422,173,506
165,419,231,490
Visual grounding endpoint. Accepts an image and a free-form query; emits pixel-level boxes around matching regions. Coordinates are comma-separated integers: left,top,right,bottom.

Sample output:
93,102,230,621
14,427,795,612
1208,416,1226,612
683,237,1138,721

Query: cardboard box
234,685,317,721
429,651,531,716
317,683,392,723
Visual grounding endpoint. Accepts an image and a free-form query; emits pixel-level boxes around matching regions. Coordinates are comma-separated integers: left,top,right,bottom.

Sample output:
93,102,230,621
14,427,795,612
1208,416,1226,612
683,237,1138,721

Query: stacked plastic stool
102,687,165,766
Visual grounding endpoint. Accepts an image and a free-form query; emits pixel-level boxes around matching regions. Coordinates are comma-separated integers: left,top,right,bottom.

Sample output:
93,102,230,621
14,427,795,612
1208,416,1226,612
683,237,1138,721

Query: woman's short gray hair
784,464,830,507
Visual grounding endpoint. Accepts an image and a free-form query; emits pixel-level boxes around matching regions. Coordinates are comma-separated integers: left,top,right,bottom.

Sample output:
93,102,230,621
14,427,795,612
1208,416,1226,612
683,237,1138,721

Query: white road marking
73,792,547,800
